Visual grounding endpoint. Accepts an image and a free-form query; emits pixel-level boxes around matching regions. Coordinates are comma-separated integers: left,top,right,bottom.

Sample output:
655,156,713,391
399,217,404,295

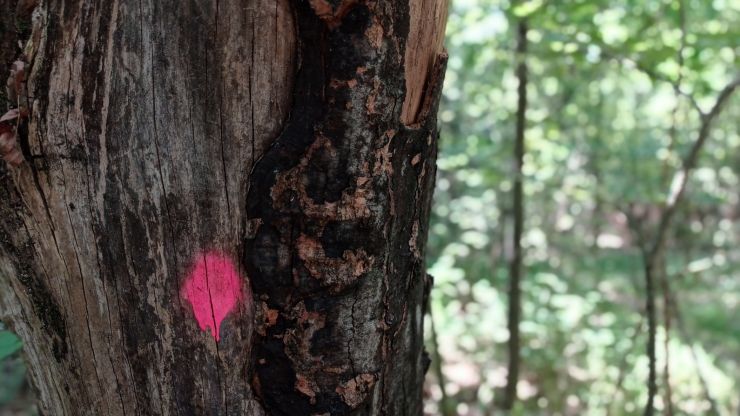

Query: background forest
423,0,738,415
1,0,739,415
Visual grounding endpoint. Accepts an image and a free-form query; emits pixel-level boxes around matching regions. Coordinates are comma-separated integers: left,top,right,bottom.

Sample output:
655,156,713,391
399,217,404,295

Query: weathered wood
401,0,448,125
0,1,447,415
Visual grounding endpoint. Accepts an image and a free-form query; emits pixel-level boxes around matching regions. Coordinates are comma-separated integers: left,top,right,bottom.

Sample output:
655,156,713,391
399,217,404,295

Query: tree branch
651,76,740,259
642,75,738,416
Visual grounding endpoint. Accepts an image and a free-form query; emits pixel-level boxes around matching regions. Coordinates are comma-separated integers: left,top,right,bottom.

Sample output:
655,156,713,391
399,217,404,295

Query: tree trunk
502,17,527,412
0,1,448,415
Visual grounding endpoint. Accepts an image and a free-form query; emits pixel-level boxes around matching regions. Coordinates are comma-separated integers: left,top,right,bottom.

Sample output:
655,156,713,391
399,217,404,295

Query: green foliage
0,330,22,362
426,0,739,414
0,326,28,410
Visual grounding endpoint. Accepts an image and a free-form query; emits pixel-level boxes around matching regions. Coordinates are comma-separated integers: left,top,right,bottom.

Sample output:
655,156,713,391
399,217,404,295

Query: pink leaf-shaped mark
181,251,244,341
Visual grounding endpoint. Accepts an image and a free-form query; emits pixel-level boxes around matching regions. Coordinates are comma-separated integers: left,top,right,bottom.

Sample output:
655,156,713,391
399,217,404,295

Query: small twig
616,55,703,116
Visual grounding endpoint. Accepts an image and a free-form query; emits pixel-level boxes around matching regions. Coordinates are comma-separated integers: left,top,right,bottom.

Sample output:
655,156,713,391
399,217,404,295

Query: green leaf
0,330,22,361
513,0,544,18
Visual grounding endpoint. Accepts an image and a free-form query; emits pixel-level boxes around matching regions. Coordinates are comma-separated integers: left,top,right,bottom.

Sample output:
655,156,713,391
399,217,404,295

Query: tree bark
502,17,527,412
0,1,448,415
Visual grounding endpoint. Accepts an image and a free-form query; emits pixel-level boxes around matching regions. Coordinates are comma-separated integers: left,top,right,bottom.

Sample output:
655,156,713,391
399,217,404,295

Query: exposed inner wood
401,0,449,125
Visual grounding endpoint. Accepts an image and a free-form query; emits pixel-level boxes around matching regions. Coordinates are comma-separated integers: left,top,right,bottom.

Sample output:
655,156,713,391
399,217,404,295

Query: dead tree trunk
0,1,448,415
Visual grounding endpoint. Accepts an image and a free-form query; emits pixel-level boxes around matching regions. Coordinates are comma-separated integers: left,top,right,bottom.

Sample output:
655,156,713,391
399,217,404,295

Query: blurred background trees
2,0,739,415
424,0,738,415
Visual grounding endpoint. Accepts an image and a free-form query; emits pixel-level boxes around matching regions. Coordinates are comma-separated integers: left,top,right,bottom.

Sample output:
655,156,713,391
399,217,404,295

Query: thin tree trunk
0,1,448,415
643,257,659,416
659,256,675,416
502,17,527,412
642,77,739,415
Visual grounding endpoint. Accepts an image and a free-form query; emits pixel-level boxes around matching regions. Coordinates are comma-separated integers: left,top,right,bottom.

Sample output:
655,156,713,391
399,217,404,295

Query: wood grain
401,0,448,125
1,1,294,414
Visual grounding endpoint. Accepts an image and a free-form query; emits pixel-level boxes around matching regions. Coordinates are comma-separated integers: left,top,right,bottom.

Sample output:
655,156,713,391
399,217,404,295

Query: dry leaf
0,109,26,167
0,130,23,166
0,109,20,123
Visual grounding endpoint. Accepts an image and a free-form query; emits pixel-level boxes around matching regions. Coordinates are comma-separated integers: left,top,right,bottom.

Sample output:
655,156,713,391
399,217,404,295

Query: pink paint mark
181,251,244,341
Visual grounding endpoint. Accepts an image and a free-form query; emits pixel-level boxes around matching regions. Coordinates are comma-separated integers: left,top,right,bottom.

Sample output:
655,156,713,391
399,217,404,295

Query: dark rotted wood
245,1,446,414
0,0,447,415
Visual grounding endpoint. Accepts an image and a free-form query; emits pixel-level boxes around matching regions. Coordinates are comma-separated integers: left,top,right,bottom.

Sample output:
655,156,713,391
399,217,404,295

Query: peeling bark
0,1,447,415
